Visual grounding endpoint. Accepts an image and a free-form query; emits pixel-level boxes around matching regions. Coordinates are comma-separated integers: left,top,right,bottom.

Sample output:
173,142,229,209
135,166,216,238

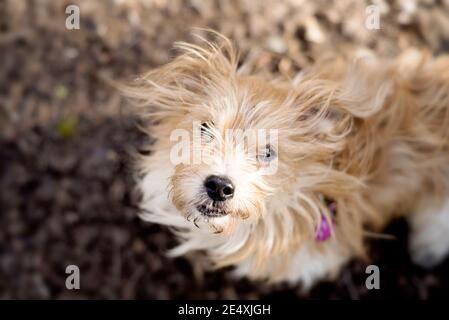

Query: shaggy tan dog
122,33,449,288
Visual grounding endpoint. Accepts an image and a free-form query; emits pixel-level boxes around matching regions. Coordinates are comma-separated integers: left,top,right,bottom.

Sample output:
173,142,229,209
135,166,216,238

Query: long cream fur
121,33,449,287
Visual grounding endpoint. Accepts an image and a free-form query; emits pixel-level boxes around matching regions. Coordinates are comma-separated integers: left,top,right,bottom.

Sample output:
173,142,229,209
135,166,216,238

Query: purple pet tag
314,202,336,242
315,214,332,241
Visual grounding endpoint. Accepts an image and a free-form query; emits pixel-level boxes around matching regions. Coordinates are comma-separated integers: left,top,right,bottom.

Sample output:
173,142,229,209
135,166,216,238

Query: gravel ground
1,0,449,299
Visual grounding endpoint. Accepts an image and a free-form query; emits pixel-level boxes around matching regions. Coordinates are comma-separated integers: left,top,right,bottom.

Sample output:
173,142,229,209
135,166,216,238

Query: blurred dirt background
1,0,449,299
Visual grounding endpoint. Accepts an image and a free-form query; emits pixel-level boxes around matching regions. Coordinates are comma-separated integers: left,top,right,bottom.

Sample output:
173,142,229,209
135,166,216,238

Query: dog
122,33,449,289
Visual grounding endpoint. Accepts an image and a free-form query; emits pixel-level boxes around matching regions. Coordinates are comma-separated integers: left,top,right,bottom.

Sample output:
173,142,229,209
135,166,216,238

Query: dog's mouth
196,203,228,217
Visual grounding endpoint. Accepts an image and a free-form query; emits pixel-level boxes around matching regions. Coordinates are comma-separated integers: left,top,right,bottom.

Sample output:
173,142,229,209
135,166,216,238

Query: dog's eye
200,122,214,140
200,122,210,132
258,144,276,162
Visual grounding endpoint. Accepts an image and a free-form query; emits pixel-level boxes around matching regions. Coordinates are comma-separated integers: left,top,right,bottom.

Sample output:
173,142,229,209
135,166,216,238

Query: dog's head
123,34,390,271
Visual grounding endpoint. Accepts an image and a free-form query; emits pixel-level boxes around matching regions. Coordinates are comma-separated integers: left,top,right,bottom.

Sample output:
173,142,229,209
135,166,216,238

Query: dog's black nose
204,175,235,201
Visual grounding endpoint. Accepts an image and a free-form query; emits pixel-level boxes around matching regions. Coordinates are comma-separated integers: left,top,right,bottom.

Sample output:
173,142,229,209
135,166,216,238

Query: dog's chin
179,202,234,233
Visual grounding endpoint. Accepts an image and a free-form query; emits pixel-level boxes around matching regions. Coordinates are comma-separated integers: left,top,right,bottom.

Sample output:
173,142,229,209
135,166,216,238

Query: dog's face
128,39,357,238
168,76,292,234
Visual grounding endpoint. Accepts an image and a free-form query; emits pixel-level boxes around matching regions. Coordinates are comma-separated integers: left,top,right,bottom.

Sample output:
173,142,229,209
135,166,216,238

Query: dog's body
124,36,449,288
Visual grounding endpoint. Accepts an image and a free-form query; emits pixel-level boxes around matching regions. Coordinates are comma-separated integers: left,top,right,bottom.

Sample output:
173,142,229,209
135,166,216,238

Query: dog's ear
336,52,393,119
295,53,394,135
119,34,238,123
